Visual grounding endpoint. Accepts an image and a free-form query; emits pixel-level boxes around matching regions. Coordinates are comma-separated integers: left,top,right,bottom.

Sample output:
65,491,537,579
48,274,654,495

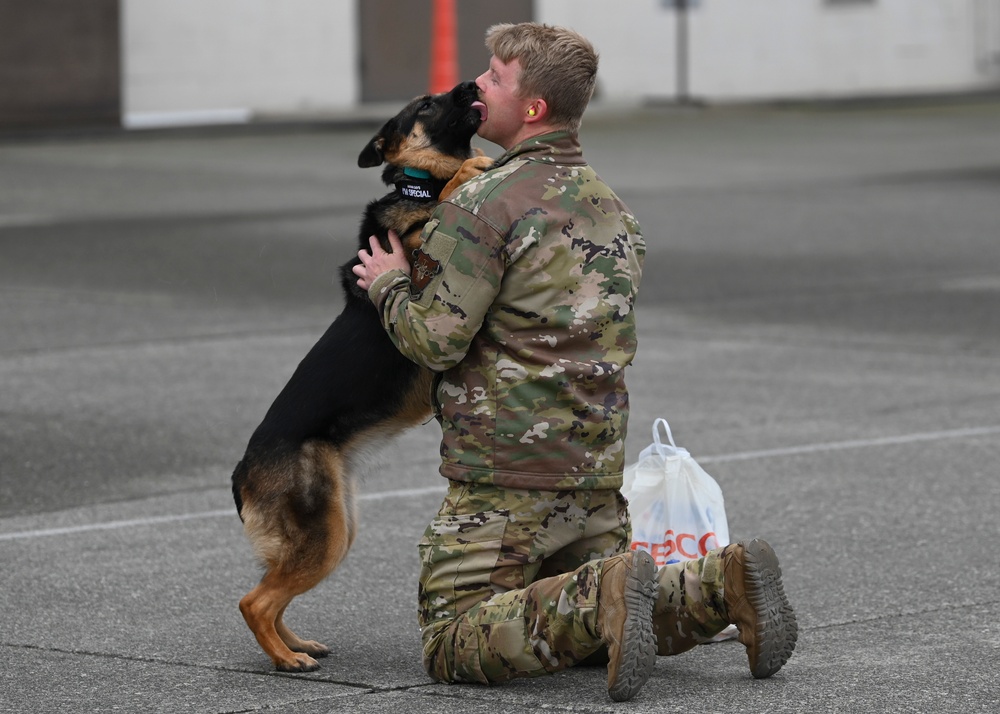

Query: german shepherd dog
231,81,490,672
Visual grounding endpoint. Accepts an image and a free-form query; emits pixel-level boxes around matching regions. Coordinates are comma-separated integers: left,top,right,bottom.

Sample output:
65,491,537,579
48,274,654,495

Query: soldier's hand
354,230,410,292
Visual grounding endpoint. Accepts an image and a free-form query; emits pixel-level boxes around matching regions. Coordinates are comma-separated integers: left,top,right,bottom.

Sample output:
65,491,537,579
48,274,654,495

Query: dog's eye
418,99,435,113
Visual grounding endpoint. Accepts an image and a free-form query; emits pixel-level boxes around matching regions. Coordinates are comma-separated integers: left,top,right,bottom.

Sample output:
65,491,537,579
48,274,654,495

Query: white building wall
119,0,1000,127
536,0,679,103
537,0,1000,104
689,0,985,101
121,0,357,127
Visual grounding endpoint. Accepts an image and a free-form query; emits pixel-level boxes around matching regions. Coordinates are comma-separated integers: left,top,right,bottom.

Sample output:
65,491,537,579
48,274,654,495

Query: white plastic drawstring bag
622,418,737,641
621,418,730,567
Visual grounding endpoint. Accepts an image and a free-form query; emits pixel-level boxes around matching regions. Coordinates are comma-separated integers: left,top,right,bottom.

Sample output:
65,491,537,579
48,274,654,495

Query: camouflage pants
652,548,731,655
418,481,731,684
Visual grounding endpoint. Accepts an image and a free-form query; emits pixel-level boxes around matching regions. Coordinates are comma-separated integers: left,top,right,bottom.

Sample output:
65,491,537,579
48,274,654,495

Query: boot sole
608,550,658,702
742,538,798,679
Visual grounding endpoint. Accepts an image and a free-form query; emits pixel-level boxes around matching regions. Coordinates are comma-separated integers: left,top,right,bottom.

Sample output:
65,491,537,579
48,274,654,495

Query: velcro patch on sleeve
410,220,457,307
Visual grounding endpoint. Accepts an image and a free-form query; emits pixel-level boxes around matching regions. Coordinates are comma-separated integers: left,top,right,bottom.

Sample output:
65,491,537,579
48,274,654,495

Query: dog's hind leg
240,571,324,671
237,443,358,671
275,603,330,658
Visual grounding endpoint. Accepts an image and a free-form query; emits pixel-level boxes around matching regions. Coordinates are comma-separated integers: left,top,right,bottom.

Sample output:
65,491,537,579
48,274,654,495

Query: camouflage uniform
652,550,731,655
417,482,629,682
368,131,728,682
368,131,642,489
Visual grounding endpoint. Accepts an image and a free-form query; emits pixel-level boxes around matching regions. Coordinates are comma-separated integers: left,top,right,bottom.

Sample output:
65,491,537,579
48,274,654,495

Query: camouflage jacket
369,131,645,490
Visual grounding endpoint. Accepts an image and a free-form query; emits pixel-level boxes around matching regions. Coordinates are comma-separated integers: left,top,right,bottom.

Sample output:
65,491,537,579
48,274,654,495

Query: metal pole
676,0,689,103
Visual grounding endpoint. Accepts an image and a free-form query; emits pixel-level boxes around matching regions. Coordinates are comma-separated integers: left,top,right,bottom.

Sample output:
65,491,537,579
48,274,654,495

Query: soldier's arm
367,204,505,371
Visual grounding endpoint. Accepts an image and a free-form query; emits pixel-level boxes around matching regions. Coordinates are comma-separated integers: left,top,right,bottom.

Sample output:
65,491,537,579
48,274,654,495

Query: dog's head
358,81,483,182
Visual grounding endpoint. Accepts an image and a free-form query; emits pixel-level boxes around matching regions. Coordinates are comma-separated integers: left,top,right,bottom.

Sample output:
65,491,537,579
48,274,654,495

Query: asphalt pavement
1,98,999,713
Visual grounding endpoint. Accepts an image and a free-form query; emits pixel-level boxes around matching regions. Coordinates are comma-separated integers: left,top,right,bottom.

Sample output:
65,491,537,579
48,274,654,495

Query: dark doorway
0,0,121,129
359,0,533,103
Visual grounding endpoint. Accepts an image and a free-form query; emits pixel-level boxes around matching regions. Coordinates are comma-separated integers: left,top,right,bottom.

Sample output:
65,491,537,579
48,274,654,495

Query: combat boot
596,550,658,701
722,538,798,678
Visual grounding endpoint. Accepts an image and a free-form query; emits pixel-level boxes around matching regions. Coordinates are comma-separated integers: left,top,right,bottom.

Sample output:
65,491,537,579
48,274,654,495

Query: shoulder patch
410,223,458,307
411,250,442,295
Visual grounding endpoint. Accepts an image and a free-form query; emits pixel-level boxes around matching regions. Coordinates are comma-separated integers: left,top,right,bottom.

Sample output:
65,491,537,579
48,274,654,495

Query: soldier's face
475,56,529,150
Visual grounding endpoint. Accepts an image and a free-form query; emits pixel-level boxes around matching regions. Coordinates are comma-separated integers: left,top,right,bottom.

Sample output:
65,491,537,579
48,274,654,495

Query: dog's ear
358,135,385,168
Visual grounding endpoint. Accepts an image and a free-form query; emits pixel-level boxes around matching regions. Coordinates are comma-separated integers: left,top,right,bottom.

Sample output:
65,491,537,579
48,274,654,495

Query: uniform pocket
418,508,508,625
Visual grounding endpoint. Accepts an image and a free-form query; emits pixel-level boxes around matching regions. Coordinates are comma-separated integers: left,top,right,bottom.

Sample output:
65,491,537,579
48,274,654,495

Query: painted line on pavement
697,425,1000,464
0,486,444,542
2,424,997,542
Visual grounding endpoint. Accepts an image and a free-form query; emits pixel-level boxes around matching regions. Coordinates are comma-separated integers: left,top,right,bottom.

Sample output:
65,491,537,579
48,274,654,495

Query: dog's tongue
472,101,488,122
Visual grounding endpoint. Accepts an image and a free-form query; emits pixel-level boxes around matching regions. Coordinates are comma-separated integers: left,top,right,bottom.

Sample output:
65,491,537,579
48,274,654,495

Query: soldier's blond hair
485,23,598,134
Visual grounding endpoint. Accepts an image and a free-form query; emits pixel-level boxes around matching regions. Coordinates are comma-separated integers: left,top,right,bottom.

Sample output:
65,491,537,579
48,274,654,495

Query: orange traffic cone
429,0,458,94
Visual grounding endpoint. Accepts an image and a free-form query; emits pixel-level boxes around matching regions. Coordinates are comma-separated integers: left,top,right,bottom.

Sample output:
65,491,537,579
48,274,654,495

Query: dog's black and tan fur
231,81,491,672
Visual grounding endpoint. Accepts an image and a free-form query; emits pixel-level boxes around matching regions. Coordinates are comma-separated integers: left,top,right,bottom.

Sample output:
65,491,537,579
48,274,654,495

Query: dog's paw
439,156,495,200
294,640,330,658
460,155,495,178
276,652,321,672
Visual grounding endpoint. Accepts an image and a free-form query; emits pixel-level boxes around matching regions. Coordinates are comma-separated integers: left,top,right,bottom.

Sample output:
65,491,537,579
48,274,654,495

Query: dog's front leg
439,156,495,200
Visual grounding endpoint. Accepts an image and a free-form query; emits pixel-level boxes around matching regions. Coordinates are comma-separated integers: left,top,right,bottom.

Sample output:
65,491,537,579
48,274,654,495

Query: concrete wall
537,0,1000,104
121,0,356,127
116,0,1000,128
